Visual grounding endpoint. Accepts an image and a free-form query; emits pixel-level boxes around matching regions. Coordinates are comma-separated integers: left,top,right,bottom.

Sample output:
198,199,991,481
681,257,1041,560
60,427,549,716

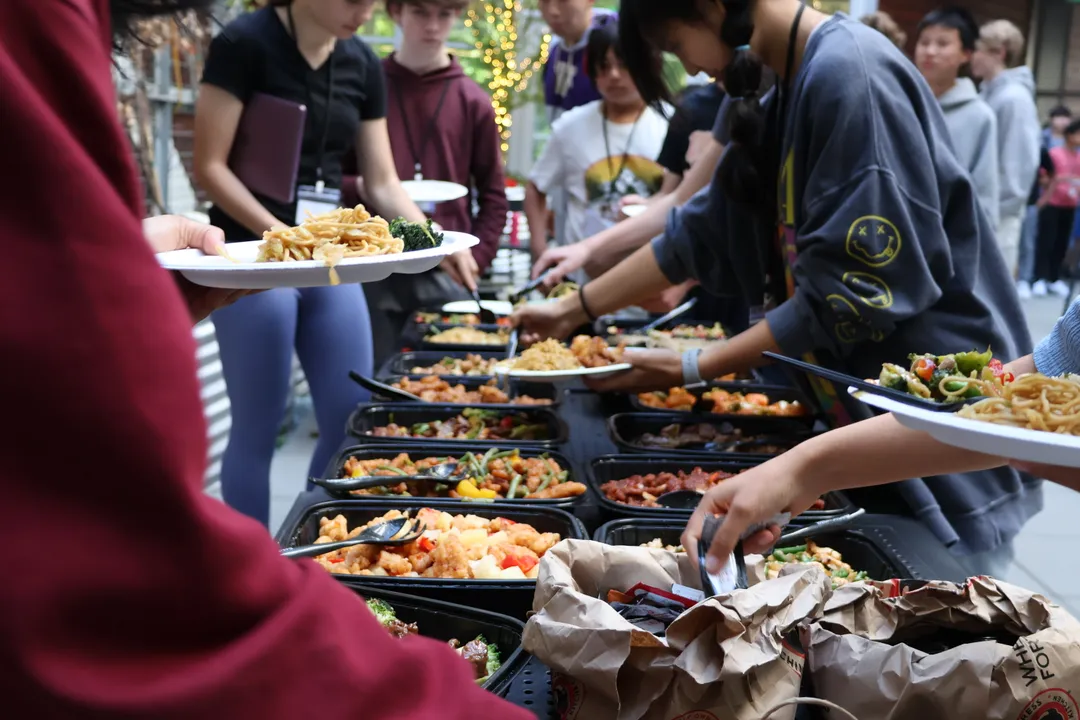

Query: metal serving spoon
469,289,499,325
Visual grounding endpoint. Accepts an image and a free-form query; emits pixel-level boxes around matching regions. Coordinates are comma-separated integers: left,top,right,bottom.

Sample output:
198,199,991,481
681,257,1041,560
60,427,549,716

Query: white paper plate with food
158,207,478,289
441,300,515,316
621,204,648,218
850,375,1080,467
401,180,469,204
493,337,632,383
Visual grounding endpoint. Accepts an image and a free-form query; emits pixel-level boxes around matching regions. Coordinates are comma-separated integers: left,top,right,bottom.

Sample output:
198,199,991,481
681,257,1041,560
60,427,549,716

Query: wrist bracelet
682,347,706,387
579,283,598,322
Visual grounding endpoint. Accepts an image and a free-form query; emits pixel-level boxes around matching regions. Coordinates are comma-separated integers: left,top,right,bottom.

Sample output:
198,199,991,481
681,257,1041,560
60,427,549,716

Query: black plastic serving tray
276,499,587,619
323,443,585,509
380,350,504,381
594,518,918,581
628,381,815,419
421,323,510,351
348,585,528,697
374,375,562,408
348,404,568,447
608,412,821,457
586,455,857,520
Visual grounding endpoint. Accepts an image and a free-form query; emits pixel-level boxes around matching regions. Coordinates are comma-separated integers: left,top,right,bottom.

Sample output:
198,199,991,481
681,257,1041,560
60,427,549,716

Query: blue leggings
212,285,373,526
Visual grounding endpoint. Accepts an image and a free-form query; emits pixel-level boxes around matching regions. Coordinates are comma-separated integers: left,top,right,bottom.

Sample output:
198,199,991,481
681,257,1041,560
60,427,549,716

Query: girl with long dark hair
195,0,475,525
515,0,1039,570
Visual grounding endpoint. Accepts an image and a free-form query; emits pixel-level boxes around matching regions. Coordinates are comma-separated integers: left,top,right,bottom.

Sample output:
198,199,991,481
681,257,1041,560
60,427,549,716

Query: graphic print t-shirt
529,100,668,278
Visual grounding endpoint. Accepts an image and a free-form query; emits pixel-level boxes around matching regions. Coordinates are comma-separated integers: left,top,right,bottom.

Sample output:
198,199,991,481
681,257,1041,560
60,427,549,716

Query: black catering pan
608,412,821,457
587,454,857,520
593,517,919,581
276,499,587,619
420,323,510,351
379,350,504,381
348,404,568,447
349,585,528,697
373,375,562,408
322,443,585,509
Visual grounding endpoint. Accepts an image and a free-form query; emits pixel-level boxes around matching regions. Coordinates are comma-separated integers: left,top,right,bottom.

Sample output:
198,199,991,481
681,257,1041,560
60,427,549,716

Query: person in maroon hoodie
0,1,533,716
344,0,508,364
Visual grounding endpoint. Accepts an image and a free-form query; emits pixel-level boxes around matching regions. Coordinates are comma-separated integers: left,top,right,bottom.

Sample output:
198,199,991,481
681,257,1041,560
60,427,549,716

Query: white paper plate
621,204,648,218
401,180,469,204
441,300,515,316
505,186,526,202
158,231,478,290
850,388,1080,468
492,362,633,383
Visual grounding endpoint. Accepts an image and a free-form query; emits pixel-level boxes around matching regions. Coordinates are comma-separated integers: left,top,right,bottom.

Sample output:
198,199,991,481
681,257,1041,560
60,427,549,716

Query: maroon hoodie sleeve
468,93,509,272
0,3,533,718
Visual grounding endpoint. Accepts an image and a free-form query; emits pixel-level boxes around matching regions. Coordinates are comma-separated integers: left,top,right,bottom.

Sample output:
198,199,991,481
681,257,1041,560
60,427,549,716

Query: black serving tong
774,508,866,544
469,288,499,325
310,461,467,495
509,270,554,303
762,352,983,413
637,297,699,334
281,513,427,558
349,371,423,403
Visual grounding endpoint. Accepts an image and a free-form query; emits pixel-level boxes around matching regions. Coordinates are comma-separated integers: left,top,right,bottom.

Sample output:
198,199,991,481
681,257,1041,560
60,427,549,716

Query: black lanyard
393,79,453,180
287,3,336,190
758,0,807,308
601,103,645,198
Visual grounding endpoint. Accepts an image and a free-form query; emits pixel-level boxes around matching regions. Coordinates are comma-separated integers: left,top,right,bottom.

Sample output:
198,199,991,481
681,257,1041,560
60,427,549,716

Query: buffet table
279,385,972,717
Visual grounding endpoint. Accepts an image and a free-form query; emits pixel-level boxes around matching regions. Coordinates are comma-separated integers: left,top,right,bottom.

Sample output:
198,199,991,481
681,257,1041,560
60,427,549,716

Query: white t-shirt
529,100,669,277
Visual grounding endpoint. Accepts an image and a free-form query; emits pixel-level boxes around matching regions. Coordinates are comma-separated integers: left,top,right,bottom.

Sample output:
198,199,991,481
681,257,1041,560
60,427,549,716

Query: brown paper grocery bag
523,539,833,720
806,576,1080,719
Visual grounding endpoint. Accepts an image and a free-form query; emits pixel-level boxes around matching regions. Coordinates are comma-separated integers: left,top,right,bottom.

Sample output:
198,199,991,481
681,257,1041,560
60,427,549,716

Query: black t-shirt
201,7,387,240
656,84,726,176
1028,146,1055,207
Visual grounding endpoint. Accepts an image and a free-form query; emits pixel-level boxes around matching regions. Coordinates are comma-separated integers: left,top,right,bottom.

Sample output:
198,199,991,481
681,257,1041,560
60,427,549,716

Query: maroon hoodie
0,2,532,717
344,55,507,272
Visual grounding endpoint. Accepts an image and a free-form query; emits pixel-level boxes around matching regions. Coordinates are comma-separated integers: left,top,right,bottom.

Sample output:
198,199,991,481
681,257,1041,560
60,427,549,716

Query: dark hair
585,19,624,88
1050,105,1074,120
619,0,769,208
916,6,979,51
110,0,215,43
1066,118,1080,137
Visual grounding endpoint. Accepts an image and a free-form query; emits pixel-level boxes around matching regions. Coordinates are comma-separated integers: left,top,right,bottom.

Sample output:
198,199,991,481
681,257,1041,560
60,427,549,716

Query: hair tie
735,44,751,52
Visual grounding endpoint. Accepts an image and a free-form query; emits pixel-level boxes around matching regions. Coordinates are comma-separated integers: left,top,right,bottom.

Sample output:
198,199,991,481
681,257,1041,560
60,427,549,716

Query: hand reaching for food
511,296,585,345
584,348,683,394
531,243,589,291
143,214,252,323
440,249,480,291
681,459,825,576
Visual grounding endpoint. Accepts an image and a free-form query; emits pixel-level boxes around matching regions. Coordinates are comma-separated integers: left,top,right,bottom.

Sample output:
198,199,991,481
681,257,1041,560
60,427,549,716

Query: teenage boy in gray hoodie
972,19,1041,277
914,7,999,227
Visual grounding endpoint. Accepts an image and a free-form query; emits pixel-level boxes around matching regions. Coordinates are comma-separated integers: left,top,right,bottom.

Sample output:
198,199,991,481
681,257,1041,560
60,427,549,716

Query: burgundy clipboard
228,93,307,205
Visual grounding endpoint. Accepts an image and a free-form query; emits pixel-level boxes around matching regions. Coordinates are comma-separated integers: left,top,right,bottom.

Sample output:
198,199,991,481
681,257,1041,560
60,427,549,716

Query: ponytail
716,1,771,209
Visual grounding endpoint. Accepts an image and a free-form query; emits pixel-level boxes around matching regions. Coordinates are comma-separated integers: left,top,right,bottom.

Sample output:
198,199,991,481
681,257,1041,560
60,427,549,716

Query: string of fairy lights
465,0,551,152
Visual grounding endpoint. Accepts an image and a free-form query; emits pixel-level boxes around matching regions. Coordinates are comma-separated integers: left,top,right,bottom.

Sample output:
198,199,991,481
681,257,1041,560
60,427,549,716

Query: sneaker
1033,280,1048,297
1016,280,1032,299
1050,280,1072,297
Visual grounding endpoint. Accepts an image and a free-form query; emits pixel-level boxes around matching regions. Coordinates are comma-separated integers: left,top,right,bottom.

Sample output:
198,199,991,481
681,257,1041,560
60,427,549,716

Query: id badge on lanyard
295,182,342,224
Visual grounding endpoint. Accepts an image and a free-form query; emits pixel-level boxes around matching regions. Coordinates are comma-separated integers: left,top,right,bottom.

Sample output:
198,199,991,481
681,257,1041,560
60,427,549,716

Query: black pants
1035,205,1076,283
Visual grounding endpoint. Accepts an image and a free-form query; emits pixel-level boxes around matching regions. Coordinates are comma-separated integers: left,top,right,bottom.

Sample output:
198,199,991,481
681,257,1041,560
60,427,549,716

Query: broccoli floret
365,598,397,627
471,635,502,685
389,217,445,253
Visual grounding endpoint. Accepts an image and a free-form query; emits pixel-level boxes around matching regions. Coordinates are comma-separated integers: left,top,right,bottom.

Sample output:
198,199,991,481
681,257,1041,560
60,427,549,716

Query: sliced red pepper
417,536,435,553
501,552,538,574
499,416,515,430
329,558,345,564
1003,372,1015,383
914,357,936,382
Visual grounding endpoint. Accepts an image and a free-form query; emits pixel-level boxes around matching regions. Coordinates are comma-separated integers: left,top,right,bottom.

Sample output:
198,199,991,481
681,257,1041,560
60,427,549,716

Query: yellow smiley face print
846,216,901,268
842,271,893,309
826,293,885,344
